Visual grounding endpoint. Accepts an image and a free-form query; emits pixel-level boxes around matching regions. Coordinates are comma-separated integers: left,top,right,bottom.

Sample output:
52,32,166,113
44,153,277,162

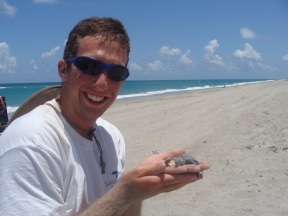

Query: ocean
0,79,274,115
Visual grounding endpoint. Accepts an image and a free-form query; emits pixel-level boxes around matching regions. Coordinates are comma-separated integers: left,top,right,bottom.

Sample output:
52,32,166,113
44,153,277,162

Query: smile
86,93,105,102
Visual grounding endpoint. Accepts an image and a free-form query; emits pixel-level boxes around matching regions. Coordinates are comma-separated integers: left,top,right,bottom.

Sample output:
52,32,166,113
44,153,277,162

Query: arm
79,149,209,216
121,202,142,216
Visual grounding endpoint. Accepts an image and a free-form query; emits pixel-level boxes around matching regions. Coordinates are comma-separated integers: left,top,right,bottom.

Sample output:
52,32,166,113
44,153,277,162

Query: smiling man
0,17,209,216
58,37,128,138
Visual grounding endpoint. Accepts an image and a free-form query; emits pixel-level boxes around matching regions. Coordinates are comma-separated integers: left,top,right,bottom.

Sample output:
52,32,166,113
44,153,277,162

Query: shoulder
0,99,63,156
8,99,60,129
4,99,61,136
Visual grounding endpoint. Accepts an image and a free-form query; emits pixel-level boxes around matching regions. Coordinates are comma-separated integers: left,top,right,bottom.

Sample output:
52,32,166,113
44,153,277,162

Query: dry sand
103,80,288,216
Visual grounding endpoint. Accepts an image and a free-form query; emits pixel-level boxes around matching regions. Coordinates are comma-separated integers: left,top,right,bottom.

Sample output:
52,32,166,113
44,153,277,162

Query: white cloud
33,0,57,3
233,43,261,61
129,62,142,71
209,54,225,66
148,60,165,71
233,43,275,71
0,0,17,17
180,50,193,64
30,59,39,71
240,27,257,39
159,45,181,56
204,39,219,55
0,42,17,73
282,54,288,62
204,40,225,66
41,46,60,58
247,61,276,71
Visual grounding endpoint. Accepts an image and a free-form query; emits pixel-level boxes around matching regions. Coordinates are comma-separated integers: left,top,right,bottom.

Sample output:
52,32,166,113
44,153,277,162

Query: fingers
135,149,187,177
139,171,201,196
163,161,210,174
161,172,203,193
161,172,201,185
139,171,201,188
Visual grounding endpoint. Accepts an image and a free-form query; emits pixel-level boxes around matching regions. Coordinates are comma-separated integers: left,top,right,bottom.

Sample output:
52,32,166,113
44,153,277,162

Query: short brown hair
63,17,130,62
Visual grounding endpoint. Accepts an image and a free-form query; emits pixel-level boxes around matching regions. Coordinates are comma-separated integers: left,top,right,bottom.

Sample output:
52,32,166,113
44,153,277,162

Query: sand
103,80,288,216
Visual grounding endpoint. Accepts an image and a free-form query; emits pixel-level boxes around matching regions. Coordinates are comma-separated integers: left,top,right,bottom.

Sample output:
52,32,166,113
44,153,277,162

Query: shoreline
5,79,276,116
116,79,275,100
103,79,288,215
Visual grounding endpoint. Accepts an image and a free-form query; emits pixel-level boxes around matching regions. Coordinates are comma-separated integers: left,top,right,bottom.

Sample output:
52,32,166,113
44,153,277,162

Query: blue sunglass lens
72,57,129,81
109,66,129,81
77,58,102,75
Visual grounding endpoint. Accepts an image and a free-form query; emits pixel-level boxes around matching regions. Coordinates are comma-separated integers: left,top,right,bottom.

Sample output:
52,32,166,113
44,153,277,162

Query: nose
91,69,109,89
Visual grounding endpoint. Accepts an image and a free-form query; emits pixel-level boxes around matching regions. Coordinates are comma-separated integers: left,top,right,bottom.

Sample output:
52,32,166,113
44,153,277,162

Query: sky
0,0,287,83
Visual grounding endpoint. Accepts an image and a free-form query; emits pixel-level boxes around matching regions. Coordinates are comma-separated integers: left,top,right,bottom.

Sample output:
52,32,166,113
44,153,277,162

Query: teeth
87,93,104,102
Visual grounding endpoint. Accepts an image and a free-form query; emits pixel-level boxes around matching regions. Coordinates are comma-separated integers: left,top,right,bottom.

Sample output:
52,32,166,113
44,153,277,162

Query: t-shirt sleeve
0,146,66,216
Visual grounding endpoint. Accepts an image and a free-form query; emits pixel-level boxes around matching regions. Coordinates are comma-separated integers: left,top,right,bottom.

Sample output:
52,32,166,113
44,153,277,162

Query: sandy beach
103,80,288,216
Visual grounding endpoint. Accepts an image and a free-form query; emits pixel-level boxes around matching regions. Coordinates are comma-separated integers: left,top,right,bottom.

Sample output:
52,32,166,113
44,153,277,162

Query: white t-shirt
0,99,125,215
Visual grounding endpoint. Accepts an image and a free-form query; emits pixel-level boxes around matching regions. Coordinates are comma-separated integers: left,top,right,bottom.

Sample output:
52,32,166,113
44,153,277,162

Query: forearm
121,202,142,216
78,179,136,216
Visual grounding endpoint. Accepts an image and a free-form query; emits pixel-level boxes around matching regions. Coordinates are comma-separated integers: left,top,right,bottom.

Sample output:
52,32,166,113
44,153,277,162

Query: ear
58,60,68,82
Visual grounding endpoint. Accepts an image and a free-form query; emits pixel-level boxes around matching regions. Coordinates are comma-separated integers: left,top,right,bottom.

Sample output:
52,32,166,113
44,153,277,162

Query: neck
56,97,95,140
63,112,95,140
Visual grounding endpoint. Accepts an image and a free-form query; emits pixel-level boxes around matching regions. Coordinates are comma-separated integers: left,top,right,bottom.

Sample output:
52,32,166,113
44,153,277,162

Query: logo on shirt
104,171,122,188
111,171,120,178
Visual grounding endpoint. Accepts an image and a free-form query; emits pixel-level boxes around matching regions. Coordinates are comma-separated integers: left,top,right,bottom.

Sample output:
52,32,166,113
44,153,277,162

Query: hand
118,149,209,203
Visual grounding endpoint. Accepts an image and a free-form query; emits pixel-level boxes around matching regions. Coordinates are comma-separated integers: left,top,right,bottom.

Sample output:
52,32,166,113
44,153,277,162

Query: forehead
78,36,126,55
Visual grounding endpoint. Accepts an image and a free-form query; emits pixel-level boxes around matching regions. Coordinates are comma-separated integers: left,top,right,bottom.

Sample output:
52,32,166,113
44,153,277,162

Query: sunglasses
65,56,130,82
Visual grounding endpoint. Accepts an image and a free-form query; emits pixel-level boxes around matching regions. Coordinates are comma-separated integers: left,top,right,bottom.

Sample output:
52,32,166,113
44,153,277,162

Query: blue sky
0,0,287,83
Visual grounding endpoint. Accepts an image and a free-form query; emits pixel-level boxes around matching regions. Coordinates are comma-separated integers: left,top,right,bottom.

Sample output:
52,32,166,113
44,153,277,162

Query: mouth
86,92,106,103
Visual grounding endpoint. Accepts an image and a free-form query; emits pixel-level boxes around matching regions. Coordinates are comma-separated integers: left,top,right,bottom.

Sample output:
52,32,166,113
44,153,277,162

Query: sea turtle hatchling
165,154,201,177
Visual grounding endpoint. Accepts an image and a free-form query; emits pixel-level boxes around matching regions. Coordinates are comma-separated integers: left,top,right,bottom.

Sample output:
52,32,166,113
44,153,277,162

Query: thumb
136,161,166,177
135,149,186,177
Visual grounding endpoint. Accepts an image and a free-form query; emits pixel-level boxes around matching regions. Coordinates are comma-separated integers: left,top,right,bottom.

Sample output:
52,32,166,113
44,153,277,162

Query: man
0,17,209,215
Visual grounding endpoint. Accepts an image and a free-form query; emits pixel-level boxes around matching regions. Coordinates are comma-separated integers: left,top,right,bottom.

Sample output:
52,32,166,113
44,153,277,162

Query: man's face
59,36,128,124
